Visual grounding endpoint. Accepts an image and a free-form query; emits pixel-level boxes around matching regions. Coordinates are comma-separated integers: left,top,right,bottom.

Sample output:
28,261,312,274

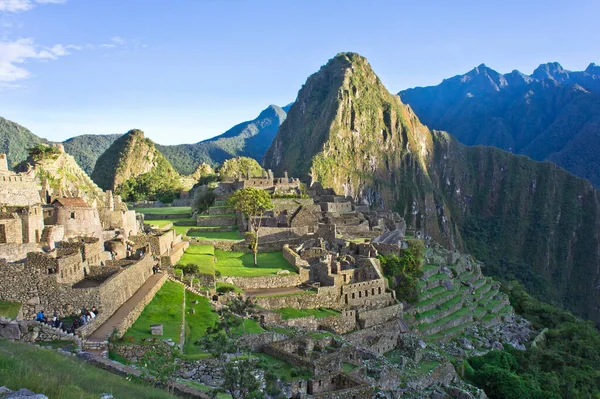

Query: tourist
91,306,98,315
35,310,45,322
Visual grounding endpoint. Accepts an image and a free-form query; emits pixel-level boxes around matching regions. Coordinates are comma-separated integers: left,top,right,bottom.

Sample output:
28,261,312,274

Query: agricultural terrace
177,245,297,277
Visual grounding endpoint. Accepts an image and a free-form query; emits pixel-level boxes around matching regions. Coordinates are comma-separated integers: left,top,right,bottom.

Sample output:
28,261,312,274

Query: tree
140,345,179,393
222,359,265,399
378,239,425,303
218,157,264,179
228,187,273,265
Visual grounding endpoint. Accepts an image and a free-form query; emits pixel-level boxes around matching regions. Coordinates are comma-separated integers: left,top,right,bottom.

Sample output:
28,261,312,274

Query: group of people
34,306,99,334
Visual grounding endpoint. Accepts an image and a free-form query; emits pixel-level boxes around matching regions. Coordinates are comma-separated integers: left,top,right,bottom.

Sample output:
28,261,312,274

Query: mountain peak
585,62,600,76
532,62,569,81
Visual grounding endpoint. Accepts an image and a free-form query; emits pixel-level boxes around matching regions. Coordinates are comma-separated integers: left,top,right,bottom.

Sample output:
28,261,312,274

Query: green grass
187,230,242,240
0,301,21,319
38,340,78,352
178,245,216,275
342,362,358,372
133,207,191,216
275,307,340,320
179,380,232,399
0,339,177,399
231,318,264,337
416,295,463,320
183,292,219,356
255,290,316,299
214,250,296,277
122,281,184,343
253,352,312,381
216,282,244,294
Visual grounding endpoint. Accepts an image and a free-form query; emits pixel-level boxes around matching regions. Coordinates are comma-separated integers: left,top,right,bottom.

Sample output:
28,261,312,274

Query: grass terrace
0,339,177,399
148,218,195,236
133,207,191,216
122,281,184,343
0,301,21,320
275,307,340,320
253,352,312,381
214,250,297,277
183,292,218,358
187,229,242,241
178,244,216,275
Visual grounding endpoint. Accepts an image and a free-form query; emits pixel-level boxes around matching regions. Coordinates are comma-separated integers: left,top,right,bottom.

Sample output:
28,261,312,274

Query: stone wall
0,214,22,244
114,273,168,338
53,205,103,239
345,319,408,355
219,273,302,289
255,290,340,311
0,319,81,344
196,215,236,227
357,304,403,329
320,202,353,213
0,173,41,206
0,242,39,262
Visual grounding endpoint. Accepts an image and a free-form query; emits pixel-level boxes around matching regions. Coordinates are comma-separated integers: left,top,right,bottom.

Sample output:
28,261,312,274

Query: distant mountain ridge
157,104,287,175
399,62,600,187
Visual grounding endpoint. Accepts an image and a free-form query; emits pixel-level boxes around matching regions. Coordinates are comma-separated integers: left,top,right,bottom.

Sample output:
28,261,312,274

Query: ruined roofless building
50,198,103,239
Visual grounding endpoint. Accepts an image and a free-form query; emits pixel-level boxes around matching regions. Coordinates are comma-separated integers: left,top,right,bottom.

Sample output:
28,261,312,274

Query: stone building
50,198,103,239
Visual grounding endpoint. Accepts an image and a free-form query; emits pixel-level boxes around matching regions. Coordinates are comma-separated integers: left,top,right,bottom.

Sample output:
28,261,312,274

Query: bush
217,285,237,294
179,263,201,275
194,187,216,214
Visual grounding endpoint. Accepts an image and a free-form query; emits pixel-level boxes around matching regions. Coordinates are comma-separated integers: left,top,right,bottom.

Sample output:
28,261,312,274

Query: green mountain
264,52,600,324
399,63,600,187
91,129,181,192
0,117,44,168
157,104,287,175
62,134,121,176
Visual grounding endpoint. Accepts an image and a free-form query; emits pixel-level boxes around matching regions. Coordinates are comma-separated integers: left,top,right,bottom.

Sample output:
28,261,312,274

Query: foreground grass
133,207,191,216
0,339,176,399
214,250,296,277
183,292,218,356
179,380,232,399
0,301,21,319
122,281,183,343
275,307,340,320
178,244,216,275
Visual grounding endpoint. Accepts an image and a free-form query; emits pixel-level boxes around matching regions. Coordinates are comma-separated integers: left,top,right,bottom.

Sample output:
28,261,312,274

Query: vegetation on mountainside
62,134,120,175
228,187,273,265
156,105,286,175
116,154,183,203
190,162,214,181
465,282,600,399
218,157,265,179
263,52,600,325
0,339,177,399
28,144,60,161
378,239,425,303
400,63,600,187
0,117,42,168
91,129,183,202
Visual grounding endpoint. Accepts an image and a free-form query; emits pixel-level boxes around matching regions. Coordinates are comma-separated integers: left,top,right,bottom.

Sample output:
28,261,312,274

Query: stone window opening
378,287,382,294
372,288,375,296
70,212,76,219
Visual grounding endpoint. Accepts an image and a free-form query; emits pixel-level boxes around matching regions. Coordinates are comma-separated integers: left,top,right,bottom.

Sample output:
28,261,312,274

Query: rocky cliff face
91,129,180,191
399,62,600,187
264,53,600,324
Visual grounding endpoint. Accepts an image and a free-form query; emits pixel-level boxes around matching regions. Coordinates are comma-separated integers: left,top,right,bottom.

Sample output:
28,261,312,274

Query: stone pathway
87,273,165,342
244,286,303,297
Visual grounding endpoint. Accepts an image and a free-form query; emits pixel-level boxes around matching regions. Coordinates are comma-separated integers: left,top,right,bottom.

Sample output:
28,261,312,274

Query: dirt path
87,273,165,342
244,286,303,297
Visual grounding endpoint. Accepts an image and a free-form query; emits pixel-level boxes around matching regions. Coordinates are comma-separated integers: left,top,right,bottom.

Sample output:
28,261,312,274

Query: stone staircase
409,262,513,342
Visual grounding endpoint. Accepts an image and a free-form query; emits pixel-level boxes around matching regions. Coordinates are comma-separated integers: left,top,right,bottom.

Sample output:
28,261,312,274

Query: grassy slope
0,301,21,319
122,281,184,342
178,245,216,275
0,339,176,399
214,250,297,277
276,307,339,320
183,292,219,357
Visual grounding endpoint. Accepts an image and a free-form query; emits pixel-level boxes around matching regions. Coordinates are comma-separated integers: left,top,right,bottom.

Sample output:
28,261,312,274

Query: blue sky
0,0,598,145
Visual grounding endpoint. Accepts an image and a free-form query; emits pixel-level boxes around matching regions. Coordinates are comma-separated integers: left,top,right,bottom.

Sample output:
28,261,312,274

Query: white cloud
111,36,124,45
0,38,74,82
0,0,65,13
99,43,116,48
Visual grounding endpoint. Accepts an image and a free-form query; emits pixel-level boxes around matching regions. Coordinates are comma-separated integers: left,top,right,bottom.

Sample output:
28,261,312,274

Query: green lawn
122,281,184,343
0,339,177,399
133,207,191,216
214,250,297,277
178,245,216,275
253,352,312,380
179,380,232,399
187,230,242,241
275,307,340,320
183,292,219,356
0,301,21,319
231,318,264,337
